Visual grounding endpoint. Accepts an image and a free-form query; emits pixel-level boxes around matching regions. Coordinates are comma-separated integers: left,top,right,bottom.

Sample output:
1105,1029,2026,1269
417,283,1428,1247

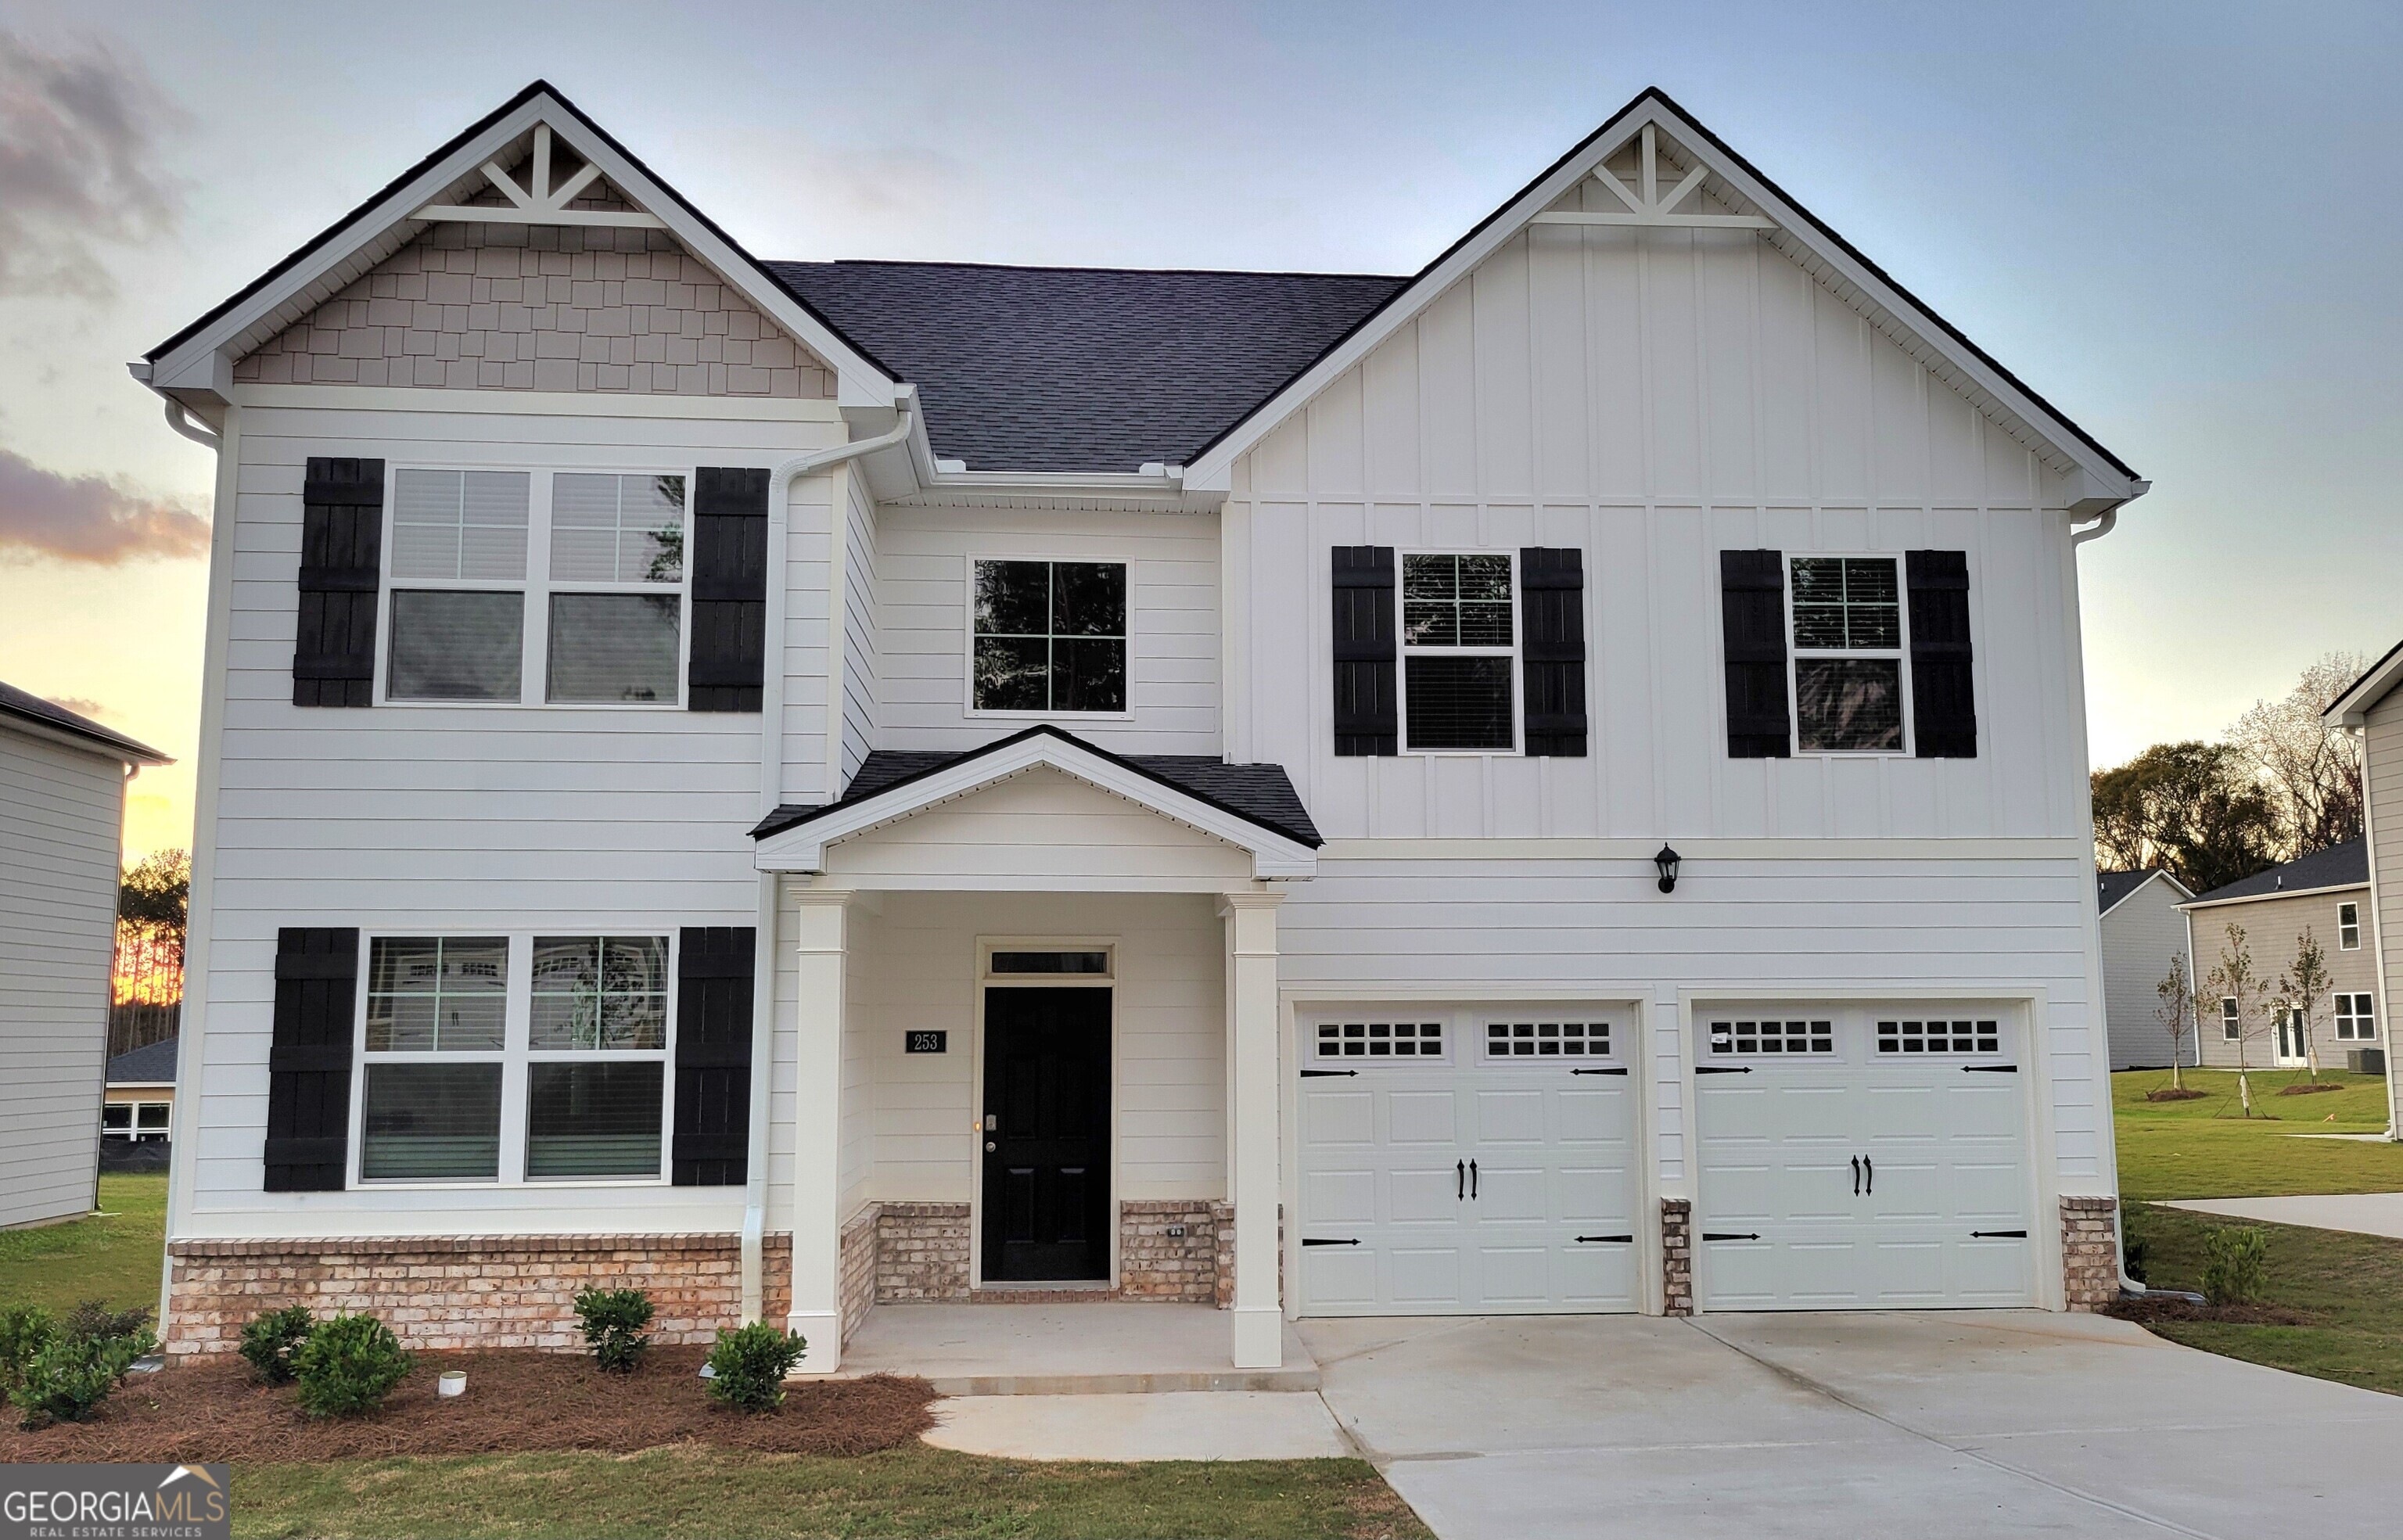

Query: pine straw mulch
2104,1295,2316,1328
2276,1081,2350,1095
2143,1087,2207,1102
0,1344,936,1465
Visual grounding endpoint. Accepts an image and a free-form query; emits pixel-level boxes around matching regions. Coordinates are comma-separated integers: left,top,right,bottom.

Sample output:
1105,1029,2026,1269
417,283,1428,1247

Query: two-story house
136,83,2146,1369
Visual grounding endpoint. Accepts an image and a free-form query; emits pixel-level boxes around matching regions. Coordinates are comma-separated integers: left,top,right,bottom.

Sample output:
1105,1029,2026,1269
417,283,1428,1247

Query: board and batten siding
2099,879,2195,1069
181,397,848,1238
0,726,128,1228
872,504,1220,757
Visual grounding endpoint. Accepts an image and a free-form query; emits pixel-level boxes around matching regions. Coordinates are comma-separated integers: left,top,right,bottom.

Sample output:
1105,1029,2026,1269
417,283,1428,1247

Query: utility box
2347,1048,2387,1075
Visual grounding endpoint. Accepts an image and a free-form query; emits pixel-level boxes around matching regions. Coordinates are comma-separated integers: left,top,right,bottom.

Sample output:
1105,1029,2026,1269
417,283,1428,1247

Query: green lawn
2111,1068,2403,1199
2125,1203,2403,1396
231,1447,1427,1540
0,1173,165,1315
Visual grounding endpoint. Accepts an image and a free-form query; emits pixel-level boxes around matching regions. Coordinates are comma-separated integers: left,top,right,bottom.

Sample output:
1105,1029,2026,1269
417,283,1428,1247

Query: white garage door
1296,1007,1640,1316
1695,1007,2035,1310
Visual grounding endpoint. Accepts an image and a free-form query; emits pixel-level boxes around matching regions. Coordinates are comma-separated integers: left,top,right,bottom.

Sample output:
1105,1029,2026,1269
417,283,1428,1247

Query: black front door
982,986,1111,1282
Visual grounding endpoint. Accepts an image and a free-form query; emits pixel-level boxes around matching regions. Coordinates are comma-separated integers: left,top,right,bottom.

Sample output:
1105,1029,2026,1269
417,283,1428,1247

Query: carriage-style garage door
1295,1007,1640,1316
1694,1006,2035,1310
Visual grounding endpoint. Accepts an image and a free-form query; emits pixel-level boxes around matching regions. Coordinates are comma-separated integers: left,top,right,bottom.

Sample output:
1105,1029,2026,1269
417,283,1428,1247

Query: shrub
0,1305,57,1396
292,1313,412,1417
239,1305,315,1384
2122,1235,2149,1287
10,1318,154,1430
705,1323,806,1412
573,1287,656,1373
61,1301,153,1347
2204,1226,2270,1305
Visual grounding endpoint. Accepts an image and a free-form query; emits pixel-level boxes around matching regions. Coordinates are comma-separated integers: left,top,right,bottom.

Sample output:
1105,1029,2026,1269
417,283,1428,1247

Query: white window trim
963,554,1137,722
349,929,679,1188
1395,547,1522,758
2339,901,2362,950
1781,551,1914,758
102,1101,172,1139
2221,996,2242,1041
2334,990,2378,1042
375,464,695,710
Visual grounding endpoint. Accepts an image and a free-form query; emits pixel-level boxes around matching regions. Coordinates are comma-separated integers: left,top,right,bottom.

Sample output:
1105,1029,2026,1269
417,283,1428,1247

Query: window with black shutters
1787,556,1908,753
1400,552,1517,752
971,558,1127,713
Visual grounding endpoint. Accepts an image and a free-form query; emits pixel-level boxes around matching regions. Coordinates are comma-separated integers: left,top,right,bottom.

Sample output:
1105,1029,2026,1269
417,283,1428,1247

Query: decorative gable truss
1532,123,1774,232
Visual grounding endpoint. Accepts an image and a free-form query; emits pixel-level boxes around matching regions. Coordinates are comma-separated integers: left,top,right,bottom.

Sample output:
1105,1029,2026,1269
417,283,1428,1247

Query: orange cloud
0,447,209,563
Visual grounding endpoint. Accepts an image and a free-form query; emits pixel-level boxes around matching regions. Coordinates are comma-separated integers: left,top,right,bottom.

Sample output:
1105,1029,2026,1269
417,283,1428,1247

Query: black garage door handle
1971,1229,2028,1239
1695,1064,1751,1075
1701,1232,1761,1241
1575,1234,1633,1244
1302,1237,1360,1247
1300,1068,1359,1078
1571,1066,1629,1075
1963,1064,2018,1073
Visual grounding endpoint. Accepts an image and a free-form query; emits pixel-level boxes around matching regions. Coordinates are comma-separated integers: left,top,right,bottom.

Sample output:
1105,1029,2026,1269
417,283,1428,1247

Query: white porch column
1221,888,1285,1369
788,888,848,1373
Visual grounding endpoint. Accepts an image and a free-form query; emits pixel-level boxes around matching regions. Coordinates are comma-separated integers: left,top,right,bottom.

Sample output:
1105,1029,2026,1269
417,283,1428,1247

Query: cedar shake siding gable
233,224,838,398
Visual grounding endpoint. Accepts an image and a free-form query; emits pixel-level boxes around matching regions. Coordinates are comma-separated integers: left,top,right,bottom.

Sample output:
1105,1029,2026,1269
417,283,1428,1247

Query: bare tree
2228,652,2368,858
2204,921,2270,1117
2154,953,2199,1090
2279,927,2331,1082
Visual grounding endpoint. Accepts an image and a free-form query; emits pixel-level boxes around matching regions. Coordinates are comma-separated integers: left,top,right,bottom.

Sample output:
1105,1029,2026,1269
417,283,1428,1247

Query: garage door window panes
1877,1019,2000,1054
1315,1021,1444,1058
1485,1021,1607,1057
1708,1018,1833,1055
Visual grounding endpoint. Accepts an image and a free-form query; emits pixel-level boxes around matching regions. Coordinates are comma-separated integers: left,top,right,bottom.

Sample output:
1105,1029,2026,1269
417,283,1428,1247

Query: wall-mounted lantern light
1654,844,1682,894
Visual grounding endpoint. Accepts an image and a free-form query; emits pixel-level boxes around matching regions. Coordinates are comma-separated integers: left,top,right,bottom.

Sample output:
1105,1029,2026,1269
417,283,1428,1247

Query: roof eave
2179,878,2369,913
2327,635,2403,726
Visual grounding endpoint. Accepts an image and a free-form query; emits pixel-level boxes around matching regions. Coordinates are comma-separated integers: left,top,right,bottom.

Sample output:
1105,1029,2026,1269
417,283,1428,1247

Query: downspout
163,398,221,449
739,390,914,1322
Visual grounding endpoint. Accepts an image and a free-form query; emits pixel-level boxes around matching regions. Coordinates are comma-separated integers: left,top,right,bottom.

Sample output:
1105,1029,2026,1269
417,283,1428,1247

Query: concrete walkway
841,1301,1319,1394
1302,1311,2403,1539
2164,1191,2403,1239
925,1390,1349,1461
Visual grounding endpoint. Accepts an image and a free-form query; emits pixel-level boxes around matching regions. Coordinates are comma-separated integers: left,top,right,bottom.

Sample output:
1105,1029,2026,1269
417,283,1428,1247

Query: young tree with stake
2155,953,2199,1090
2206,922,2268,1117
2279,928,2329,1082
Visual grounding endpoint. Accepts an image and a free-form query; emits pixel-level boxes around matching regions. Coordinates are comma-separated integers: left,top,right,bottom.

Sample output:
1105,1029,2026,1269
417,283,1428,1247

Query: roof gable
144,81,896,407
0,680,168,764
1182,88,2143,506
2097,868,2192,916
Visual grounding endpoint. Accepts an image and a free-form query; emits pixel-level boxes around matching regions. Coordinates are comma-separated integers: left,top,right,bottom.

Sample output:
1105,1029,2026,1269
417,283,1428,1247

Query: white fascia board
2177,879,2369,914
2326,637,2403,725
1184,96,2140,503
752,737,1318,881
147,93,896,407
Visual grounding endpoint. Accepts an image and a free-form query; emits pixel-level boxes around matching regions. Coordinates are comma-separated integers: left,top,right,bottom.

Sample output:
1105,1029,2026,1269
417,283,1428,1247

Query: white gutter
738,389,914,1322
162,398,221,448
2071,482,2146,546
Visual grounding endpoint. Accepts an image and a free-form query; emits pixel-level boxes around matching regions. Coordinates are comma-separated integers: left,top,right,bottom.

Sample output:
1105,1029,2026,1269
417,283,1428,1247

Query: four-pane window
972,559,1127,713
1789,557,1905,752
2336,992,2377,1041
1401,553,1516,752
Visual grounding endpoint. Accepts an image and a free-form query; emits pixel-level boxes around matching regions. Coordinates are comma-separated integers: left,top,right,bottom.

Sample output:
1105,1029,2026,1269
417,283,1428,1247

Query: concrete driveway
1300,1311,2403,1539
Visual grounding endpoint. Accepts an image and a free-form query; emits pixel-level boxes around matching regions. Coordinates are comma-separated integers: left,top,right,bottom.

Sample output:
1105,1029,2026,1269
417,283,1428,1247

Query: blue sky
2,1,2399,855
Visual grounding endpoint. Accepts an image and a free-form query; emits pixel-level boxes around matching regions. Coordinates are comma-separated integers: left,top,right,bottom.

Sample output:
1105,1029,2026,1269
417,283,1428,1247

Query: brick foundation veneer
1661,1198,1694,1316
165,1232,792,1355
839,1204,879,1343
2060,1196,2121,1311
875,1202,972,1301
1119,1200,1224,1302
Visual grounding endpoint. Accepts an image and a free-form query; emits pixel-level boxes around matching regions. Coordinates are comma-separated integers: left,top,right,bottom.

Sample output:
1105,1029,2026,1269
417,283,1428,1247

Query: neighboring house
2096,870,2195,1070
102,1037,179,1171
2178,840,2380,1072
133,83,2149,1366
0,682,169,1228
2326,646,2403,1136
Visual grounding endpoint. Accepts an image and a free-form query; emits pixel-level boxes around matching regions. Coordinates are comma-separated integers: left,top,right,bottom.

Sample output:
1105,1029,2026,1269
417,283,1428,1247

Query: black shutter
264,927,357,1191
1332,546,1397,756
1906,550,1977,758
1720,550,1791,758
673,926,756,1186
292,458,384,707
1520,547,1587,756
688,468,770,713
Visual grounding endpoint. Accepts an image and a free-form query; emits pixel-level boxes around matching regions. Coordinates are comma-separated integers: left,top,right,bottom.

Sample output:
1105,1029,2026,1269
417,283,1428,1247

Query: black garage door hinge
1301,1237,1360,1247
1694,1064,1751,1075
1575,1233,1634,1244
1571,1066,1629,1075
1299,1068,1359,1078
1970,1229,2028,1239
1963,1064,2019,1073
1701,1232,1761,1241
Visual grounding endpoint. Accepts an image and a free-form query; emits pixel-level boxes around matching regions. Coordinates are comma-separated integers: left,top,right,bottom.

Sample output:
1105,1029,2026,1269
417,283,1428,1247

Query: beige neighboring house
2327,644,2403,1137
0,682,169,1228
2178,838,2380,1074
2098,870,2195,1069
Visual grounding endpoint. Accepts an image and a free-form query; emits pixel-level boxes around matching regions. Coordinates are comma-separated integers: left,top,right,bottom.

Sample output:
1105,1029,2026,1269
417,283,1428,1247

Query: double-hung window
1401,552,1516,752
2336,992,2377,1041
2340,902,2362,950
2221,996,2241,1041
356,933,674,1184
383,468,688,706
972,559,1126,713
1788,556,1906,752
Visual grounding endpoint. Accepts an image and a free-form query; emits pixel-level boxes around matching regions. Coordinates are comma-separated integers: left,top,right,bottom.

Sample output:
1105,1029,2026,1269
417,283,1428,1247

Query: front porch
842,1301,1320,1395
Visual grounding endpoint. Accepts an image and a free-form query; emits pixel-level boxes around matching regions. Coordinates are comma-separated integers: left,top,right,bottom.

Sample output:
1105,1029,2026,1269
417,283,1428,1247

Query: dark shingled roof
0,680,167,764
2184,838,2368,906
767,261,1406,473
2096,870,2158,915
107,1038,179,1086
750,725,1319,849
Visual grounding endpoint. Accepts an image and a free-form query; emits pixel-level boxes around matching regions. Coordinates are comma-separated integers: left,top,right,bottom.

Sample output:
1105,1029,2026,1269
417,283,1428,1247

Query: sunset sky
4,2,2400,863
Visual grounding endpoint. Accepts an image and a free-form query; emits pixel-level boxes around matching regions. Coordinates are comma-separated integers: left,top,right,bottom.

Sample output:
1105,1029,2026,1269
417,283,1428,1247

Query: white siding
2367,691,2403,1134
874,504,1219,756
839,468,879,783
2099,880,2194,1069
820,768,1252,887
0,726,124,1228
